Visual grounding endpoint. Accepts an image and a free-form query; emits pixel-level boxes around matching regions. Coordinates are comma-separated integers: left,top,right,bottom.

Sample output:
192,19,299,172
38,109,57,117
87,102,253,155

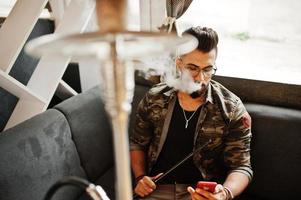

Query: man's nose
195,71,205,81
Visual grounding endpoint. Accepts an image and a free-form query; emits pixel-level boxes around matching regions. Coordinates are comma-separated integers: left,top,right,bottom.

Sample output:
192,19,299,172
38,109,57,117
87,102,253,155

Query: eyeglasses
183,63,217,78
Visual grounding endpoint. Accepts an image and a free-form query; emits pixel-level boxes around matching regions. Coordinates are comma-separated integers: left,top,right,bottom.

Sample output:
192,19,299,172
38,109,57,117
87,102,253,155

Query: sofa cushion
243,103,301,200
213,75,301,110
55,83,151,199
55,87,114,182
0,109,86,200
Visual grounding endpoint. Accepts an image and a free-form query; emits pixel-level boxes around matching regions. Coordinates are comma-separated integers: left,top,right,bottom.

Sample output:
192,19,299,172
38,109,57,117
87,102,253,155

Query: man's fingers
214,184,224,193
142,176,156,189
196,188,212,199
212,185,228,200
187,187,197,200
134,176,156,197
188,186,207,200
187,186,195,194
187,186,197,200
140,179,154,193
134,186,148,197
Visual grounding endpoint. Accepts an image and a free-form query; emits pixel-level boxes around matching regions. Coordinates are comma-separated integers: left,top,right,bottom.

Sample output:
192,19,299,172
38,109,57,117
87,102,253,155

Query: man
130,26,252,200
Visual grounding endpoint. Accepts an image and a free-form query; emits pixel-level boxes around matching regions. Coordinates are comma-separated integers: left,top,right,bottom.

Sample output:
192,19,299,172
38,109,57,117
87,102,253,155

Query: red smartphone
197,181,217,193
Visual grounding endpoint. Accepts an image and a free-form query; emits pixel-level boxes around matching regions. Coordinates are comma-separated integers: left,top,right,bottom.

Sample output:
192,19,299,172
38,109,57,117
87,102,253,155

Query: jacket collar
206,83,214,104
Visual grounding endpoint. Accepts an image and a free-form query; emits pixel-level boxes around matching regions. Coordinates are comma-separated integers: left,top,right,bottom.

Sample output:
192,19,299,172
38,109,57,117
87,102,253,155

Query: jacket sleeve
223,99,253,181
129,93,153,152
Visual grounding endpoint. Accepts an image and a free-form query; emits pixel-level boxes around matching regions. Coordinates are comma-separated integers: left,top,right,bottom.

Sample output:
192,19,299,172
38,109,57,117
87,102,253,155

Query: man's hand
187,184,228,200
134,173,162,197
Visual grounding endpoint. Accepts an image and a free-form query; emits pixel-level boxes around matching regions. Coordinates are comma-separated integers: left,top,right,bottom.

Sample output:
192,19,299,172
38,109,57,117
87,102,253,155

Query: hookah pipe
44,176,110,200
133,139,212,199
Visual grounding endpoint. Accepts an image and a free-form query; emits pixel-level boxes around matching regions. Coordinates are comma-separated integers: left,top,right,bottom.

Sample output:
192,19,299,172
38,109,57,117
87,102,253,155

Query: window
128,0,140,31
176,0,301,85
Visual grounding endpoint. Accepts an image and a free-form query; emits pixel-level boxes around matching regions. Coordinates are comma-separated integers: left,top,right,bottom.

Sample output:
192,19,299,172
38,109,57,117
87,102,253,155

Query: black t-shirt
150,98,203,184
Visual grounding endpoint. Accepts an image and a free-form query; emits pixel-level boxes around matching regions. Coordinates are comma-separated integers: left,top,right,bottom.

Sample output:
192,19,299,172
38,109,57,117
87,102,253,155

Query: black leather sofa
1,75,301,200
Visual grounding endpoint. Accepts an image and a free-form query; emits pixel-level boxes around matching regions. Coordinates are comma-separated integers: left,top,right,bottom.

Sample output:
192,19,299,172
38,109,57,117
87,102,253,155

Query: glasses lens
203,68,215,78
212,67,217,75
185,65,217,77
185,65,199,76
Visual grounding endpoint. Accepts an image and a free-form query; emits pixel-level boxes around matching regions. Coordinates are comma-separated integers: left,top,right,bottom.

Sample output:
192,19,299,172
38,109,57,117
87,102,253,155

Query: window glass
128,0,140,31
177,0,301,84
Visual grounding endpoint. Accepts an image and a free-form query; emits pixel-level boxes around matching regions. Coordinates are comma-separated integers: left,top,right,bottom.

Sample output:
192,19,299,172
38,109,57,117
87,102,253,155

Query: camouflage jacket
130,80,253,182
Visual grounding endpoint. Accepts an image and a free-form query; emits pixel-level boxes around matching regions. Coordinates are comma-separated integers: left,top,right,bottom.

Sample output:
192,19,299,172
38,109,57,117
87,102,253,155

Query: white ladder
0,0,95,130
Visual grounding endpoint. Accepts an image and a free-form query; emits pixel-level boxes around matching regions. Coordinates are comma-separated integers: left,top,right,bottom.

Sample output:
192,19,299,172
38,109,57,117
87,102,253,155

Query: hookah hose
133,139,212,199
44,176,110,200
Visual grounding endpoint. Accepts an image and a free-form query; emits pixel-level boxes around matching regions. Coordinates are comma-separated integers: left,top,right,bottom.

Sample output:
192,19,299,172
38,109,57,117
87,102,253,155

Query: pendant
185,120,188,129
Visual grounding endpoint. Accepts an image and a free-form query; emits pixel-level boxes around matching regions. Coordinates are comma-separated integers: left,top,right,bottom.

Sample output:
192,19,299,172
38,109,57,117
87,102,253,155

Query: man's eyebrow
203,65,214,69
187,63,213,69
186,63,200,68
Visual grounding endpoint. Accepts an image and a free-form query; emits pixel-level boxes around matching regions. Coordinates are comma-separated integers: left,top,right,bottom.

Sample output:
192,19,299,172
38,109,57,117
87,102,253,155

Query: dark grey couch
1,76,301,200
0,88,115,200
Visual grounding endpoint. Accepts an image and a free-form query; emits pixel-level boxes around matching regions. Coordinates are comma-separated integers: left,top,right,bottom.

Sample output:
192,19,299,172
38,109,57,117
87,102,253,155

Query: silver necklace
181,107,199,129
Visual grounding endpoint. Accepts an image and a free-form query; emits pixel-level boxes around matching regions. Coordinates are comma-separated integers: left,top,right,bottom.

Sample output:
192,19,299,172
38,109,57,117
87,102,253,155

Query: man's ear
176,57,182,70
